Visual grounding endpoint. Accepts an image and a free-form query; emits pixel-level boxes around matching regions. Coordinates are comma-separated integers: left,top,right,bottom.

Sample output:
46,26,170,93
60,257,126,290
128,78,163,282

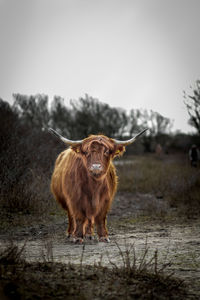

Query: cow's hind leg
66,210,75,239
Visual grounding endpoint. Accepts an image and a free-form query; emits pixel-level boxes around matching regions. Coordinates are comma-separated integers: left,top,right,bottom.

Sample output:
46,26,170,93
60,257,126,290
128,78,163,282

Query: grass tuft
0,242,26,265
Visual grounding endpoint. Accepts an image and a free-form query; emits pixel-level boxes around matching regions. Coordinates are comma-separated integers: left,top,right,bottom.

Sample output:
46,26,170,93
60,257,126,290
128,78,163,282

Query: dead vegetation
0,242,188,300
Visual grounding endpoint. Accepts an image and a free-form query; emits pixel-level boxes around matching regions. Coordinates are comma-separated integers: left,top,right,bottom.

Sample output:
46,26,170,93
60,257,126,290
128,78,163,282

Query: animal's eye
104,149,110,156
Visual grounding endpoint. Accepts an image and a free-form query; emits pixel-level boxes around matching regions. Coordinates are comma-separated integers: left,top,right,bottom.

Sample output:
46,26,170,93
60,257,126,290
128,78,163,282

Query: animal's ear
114,145,125,157
71,144,82,154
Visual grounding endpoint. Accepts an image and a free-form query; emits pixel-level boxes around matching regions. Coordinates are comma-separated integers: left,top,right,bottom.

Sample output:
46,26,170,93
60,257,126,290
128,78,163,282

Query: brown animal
49,128,147,243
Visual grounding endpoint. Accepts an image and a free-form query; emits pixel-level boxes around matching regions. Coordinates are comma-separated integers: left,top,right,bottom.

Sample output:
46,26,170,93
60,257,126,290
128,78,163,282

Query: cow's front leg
73,216,87,243
95,215,110,243
85,218,94,240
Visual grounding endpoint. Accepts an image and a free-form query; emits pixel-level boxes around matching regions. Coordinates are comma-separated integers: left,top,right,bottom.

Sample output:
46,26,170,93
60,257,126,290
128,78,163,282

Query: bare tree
184,80,200,135
70,94,128,138
50,96,74,138
13,93,50,129
129,109,172,136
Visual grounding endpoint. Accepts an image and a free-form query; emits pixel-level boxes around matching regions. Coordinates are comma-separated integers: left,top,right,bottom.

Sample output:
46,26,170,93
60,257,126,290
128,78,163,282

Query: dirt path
0,193,200,298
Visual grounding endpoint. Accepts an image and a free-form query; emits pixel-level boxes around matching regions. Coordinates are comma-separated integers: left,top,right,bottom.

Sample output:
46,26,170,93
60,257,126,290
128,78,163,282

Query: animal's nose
90,164,102,173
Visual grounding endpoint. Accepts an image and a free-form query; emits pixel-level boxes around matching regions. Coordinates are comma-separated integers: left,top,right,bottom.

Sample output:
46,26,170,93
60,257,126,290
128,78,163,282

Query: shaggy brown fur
51,134,125,242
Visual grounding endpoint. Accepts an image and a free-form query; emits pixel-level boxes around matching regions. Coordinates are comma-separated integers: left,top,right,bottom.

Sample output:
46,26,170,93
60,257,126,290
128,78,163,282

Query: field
0,154,200,299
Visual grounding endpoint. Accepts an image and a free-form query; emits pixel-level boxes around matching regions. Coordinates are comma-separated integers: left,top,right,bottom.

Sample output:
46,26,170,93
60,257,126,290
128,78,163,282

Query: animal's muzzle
90,164,103,175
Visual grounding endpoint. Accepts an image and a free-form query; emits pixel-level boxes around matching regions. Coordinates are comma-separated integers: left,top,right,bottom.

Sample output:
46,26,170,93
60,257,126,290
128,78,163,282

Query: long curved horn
48,128,83,145
113,128,148,146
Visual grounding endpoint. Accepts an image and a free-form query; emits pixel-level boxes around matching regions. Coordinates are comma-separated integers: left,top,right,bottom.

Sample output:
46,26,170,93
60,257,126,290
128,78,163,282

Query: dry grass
117,154,200,216
0,242,26,265
106,239,172,278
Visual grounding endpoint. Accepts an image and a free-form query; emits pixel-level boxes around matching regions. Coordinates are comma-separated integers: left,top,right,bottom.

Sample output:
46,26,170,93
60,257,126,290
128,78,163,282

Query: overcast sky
0,0,200,133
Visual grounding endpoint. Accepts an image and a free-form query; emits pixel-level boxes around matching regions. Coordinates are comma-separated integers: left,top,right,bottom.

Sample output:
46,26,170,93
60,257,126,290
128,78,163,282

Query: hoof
85,234,94,241
66,234,74,242
73,237,84,244
99,237,110,243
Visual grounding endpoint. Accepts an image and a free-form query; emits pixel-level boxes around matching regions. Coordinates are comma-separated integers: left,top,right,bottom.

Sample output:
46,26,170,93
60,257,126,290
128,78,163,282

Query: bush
0,100,64,215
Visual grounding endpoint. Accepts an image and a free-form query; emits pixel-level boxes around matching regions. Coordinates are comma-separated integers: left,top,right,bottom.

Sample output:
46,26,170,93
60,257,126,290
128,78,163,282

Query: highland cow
49,128,147,243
